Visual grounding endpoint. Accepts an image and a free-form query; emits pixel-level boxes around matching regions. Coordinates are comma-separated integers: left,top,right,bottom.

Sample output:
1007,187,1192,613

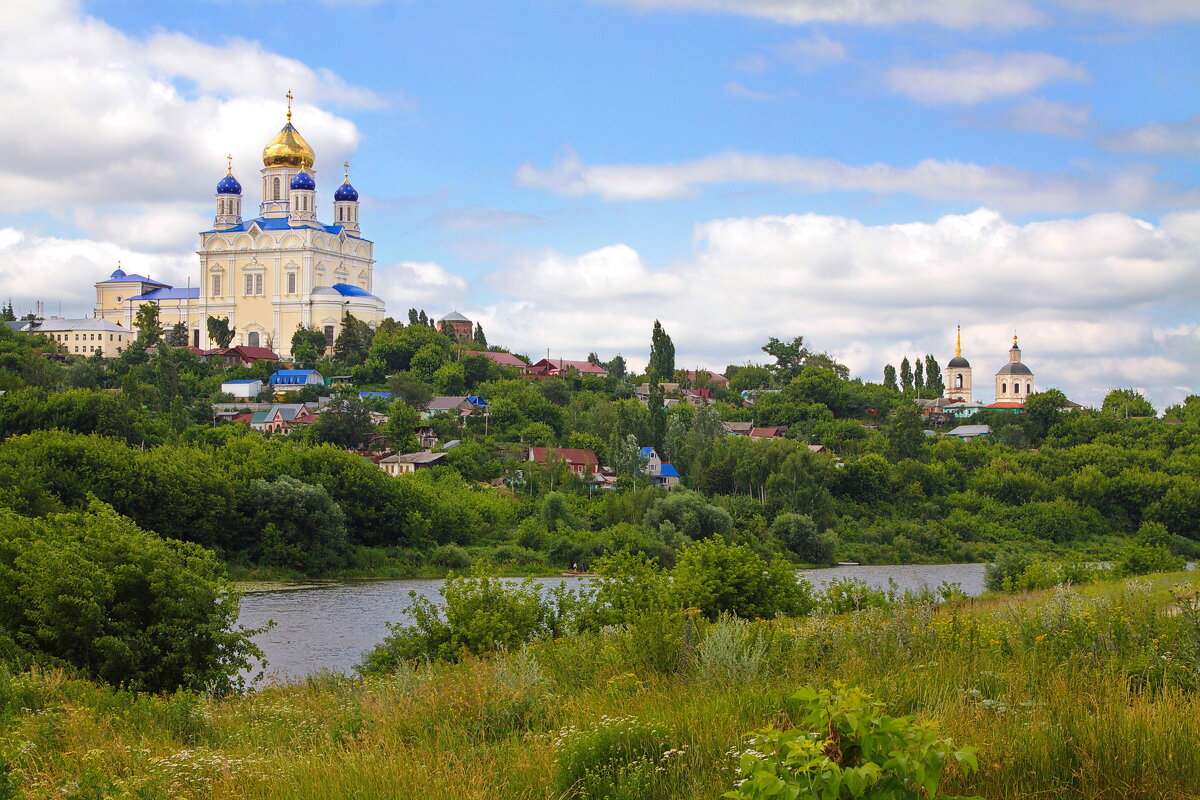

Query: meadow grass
1,571,1197,799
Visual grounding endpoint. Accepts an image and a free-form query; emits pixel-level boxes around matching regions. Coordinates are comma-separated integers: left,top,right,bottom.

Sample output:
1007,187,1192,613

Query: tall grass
0,572,1197,799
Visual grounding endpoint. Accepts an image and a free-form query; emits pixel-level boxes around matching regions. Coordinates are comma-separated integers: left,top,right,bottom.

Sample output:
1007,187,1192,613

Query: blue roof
202,216,363,237
290,171,316,191
639,446,656,456
223,379,262,385
216,174,242,195
331,282,375,298
127,287,201,301
97,273,168,286
270,369,319,385
334,180,359,201
466,395,488,407
359,391,393,399
660,464,680,478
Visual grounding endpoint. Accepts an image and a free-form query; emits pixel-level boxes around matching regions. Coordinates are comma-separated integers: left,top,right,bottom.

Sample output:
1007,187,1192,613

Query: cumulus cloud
778,32,848,67
1102,116,1200,158
373,261,469,309
1055,0,1200,22
603,0,1043,29
515,147,1193,213
478,209,1200,409
887,51,1088,105
0,0,376,212
1003,99,1091,137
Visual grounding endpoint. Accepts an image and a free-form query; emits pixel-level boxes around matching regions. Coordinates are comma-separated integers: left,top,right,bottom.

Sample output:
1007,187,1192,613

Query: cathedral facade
94,96,386,357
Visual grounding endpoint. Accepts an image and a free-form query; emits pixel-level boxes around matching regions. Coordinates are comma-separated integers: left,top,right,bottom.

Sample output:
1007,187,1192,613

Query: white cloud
1055,0,1200,22
1003,99,1091,137
887,51,1088,105
515,147,1193,213
479,208,1200,409
724,82,797,102
604,0,1043,29
778,32,848,67
373,261,468,309
433,206,544,232
0,0,377,212
1102,116,1200,158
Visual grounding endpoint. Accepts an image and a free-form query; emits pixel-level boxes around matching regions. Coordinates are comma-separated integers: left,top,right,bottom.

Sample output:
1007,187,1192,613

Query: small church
93,93,387,357
943,327,1036,406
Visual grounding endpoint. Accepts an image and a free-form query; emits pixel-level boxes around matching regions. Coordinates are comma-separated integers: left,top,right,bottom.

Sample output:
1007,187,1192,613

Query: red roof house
466,350,531,374
528,358,608,377
527,447,601,475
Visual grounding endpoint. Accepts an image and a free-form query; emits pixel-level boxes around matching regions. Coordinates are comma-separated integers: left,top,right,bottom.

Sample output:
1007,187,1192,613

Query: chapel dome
262,123,315,169
334,180,359,202
947,356,971,368
216,173,242,195
996,362,1033,376
290,170,316,191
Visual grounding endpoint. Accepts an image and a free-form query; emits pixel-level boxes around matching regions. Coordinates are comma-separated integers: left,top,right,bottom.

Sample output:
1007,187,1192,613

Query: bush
0,502,261,693
672,537,814,619
726,684,980,800
430,544,471,570
553,715,686,800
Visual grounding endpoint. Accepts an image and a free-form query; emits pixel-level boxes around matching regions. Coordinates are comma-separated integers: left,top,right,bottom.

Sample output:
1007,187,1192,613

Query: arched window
273,177,281,200
1002,382,1008,394
337,206,343,221
955,374,962,389
1014,383,1021,394
247,331,260,347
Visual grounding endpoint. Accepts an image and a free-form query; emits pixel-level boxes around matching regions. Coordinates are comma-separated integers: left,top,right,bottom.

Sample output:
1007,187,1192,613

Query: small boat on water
836,561,861,567
561,570,598,578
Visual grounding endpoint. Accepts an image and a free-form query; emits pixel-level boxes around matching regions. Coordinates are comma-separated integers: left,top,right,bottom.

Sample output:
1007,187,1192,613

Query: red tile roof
750,426,787,438
530,358,608,376
528,447,598,465
985,401,1026,409
466,350,529,368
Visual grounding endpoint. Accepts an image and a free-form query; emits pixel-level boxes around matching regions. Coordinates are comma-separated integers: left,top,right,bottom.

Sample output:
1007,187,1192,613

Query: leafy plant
725,684,981,800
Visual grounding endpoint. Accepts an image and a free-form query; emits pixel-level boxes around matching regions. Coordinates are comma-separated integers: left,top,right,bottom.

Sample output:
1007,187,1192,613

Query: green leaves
726,684,980,800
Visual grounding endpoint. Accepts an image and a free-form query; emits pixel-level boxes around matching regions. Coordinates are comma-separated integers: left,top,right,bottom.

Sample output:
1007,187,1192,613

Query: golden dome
262,122,315,169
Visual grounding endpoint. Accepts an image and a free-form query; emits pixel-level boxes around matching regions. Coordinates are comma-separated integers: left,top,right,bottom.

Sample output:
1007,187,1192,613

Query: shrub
818,578,896,614
726,684,981,800
0,502,261,693
553,715,686,800
695,616,768,685
672,537,814,619
429,544,471,569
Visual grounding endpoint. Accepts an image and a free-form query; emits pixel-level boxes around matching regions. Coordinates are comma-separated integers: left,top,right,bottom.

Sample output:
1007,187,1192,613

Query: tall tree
899,357,913,395
1102,387,1156,418
311,395,374,449
164,321,188,348
407,308,420,326
206,316,235,349
762,335,810,383
885,403,926,462
133,303,162,348
382,400,421,453
883,364,898,392
923,354,944,397
333,314,374,364
472,323,487,349
648,378,667,450
605,354,628,380
291,326,327,359
648,320,675,380
914,358,925,396
0,300,14,322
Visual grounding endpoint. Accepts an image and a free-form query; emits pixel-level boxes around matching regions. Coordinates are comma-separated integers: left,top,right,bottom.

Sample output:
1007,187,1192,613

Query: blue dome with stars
216,174,242,195
334,180,359,202
290,170,316,191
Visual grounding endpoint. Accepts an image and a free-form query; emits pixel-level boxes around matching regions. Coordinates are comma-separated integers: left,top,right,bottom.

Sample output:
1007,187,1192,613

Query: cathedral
94,94,387,357
943,328,1036,405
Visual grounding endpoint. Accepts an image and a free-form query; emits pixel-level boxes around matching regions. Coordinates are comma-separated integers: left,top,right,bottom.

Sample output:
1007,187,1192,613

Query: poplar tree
648,320,675,381
924,354,944,397
899,357,913,395
883,364,898,392
473,323,487,349
914,359,925,396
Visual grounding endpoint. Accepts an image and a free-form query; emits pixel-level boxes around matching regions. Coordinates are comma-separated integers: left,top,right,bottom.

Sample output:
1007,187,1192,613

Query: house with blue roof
220,378,264,399
269,369,324,391
91,96,387,354
638,446,682,489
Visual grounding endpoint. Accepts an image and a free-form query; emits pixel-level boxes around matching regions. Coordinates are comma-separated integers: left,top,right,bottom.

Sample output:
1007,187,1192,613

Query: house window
212,274,222,296
287,273,296,294
272,177,281,200
324,325,335,348
248,331,260,348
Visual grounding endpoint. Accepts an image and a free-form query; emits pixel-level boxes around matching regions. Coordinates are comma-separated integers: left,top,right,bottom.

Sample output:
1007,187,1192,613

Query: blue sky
1,0,1198,407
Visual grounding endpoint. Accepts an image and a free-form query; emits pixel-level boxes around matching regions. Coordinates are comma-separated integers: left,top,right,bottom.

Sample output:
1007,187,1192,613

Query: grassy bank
2,571,1197,799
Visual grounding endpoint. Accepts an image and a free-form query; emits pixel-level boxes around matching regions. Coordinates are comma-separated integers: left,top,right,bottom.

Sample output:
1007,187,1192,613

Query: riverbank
4,570,1196,799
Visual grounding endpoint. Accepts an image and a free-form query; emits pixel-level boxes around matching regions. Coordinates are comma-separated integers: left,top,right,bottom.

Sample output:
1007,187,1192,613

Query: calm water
236,563,987,684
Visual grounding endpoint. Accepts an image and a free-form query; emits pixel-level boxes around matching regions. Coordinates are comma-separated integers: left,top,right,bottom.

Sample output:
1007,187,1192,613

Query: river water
235,563,987,684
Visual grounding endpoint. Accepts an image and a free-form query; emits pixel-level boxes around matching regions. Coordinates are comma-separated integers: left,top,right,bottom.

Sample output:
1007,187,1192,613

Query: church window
955,374,962,389
323,325,335,348
1014,383,1021,394
255,274,264,295
212,274,222,297
1002,382,1007,394
248,331,260,348
287,273,297,294
273,177,281,200
245,274,253,296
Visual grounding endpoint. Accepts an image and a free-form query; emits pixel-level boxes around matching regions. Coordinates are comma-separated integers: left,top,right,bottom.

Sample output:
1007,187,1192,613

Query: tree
163,321,188,348
924,354,944,397
133,303,162,347
899,357,913,395
883,364,898,392
0,501,261,693
205,315,235,349
248,475,351,574
0,300,14,322
382,400,421,452
291,325,327,359
648,379,667,450
884,403,925,462
472,323,487,349
762,336,810,383
1024,388,1068,443
913,358,925,396
771,513,835,564
605,354,628,380
311,395,374,449
333,314,374,364
648,320,675,380
671,536,814,619
1102,387,1156,418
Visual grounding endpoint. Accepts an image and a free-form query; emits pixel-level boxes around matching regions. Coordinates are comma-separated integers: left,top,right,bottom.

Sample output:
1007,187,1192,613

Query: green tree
762,335,810,383
410,342,448,381
206,315,236,348
885,403,926,462
333,314,375,364
1102,387,1156,418
0,300,14,321
648,320,675,380
671,536,814,619
883,364,898,392
771,512,835,564
0,501,261,693
164,321,188,348
248,475,351,574
133,303,162,347
291,325,327,359
605,354,628,380
914,357,925,396
382,400,421,452
1023,388,1068,443
899,357,913,395
311,395,375,449
924,354,945,397
472,323,488,348
387,372,434,410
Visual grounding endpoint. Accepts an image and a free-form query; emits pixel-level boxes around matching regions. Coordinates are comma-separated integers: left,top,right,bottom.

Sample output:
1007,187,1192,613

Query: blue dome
216,174,242,195
109,268,126,279
334,180,359,202
290,171,316,191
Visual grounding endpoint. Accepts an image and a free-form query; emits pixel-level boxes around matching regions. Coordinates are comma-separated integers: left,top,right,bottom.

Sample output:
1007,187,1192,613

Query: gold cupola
261,91,315,169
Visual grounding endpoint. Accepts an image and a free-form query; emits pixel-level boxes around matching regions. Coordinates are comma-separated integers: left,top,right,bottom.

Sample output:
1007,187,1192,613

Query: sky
0,0,1197,409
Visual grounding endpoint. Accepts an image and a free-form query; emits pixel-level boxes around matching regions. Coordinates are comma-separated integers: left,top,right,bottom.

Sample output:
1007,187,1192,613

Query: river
235,563,987,684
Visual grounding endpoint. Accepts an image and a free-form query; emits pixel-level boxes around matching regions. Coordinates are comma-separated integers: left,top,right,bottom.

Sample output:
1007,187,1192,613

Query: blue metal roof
466,395,488,407
127,287,201,301
223,379,262,385
334,180,359,201
639,446,655,456
97,273,168,286
660,464,680,478
359,391,393,399
270,369,319,385
328,282,372,298
201,216,361,237
216,174,242,195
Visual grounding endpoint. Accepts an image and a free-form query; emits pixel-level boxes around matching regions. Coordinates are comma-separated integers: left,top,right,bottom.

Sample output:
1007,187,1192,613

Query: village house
379,450,447,476
249,403,314,434
527,358,608,378
722,421,753,436
466,350,531,374
527,447,601,477
269,369,324,392
947,424,992,442
421,396,485,420
683,369,729,389
749,426,788,440
638,446,681,489
220,378,264,399
204,345,280,367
